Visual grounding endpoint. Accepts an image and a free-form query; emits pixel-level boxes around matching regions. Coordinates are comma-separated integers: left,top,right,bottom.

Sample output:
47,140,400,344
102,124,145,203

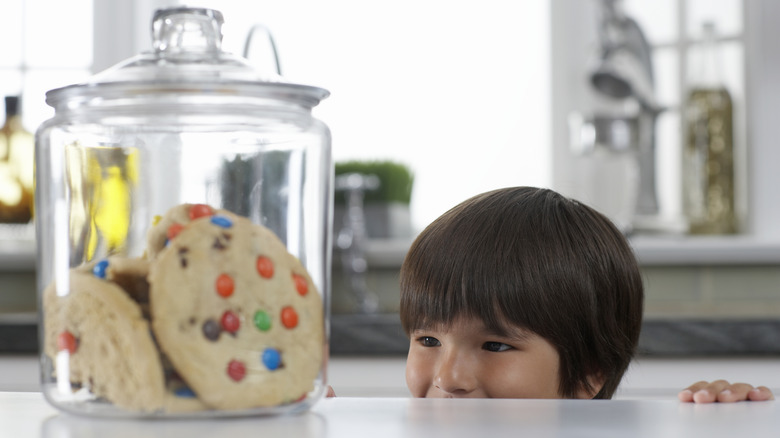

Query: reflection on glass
65,143,138,261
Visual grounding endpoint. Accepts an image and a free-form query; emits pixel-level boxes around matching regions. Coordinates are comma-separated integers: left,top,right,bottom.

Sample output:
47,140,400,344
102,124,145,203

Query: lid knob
152,7,224,55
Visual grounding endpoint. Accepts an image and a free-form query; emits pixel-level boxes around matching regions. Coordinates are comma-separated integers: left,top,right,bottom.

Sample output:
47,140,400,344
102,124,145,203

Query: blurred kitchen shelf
630,234,780,265
362,238,415,268
5,232,780,273
0,312,38,354
0,237,35,272
360,235,780,267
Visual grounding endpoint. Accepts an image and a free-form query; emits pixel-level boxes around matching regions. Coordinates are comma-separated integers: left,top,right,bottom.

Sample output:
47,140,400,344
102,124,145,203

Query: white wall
94,1,552,232
744,1,780,239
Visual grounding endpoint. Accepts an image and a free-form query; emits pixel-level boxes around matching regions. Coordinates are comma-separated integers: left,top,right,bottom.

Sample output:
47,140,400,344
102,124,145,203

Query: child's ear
575,372,606,399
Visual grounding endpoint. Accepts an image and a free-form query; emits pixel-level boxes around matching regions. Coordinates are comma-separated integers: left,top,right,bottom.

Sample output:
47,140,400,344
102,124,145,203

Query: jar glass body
35,95,332,417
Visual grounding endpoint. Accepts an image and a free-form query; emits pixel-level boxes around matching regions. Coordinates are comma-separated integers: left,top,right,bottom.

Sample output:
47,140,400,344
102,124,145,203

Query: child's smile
405,315,569,399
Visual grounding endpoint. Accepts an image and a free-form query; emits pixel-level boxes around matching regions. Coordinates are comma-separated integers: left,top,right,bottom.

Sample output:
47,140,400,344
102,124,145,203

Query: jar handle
243,24,282,76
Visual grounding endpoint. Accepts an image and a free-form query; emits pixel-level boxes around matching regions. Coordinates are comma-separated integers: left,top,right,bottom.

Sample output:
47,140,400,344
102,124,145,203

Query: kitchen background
2,0,780,381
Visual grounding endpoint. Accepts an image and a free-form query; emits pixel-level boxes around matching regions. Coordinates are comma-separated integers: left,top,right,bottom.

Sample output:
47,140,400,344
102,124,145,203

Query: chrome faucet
590,0,660,216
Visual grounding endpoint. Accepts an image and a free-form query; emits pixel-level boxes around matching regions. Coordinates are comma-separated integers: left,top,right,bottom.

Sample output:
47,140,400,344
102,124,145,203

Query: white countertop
2,391,778,438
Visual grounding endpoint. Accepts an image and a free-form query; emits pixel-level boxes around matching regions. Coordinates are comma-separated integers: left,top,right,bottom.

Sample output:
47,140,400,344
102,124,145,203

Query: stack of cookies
42,204,325,413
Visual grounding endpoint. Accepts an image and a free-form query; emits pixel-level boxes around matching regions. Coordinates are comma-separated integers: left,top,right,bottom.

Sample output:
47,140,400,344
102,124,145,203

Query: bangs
399,193,552,337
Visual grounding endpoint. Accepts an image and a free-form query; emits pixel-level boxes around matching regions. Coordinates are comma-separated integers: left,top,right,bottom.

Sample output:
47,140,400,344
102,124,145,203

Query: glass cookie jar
34,7,331,417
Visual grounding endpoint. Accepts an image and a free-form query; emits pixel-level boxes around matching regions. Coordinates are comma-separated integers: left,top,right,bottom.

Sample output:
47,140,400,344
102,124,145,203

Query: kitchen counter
2,392,778,437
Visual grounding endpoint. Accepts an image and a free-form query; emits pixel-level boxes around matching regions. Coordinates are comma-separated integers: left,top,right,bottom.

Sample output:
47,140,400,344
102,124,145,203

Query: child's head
400,187,644,399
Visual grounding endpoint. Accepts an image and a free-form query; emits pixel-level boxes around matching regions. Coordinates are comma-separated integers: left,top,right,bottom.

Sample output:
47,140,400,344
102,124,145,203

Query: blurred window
623,0,744,218
0,0,93,131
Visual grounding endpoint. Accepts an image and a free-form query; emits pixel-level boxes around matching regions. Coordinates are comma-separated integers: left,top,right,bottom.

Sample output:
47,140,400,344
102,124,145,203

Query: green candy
253,310,272,331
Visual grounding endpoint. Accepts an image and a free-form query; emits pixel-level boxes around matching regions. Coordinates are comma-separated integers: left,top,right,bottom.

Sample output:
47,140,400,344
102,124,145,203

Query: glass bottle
0,95,35,224
682,22,736,234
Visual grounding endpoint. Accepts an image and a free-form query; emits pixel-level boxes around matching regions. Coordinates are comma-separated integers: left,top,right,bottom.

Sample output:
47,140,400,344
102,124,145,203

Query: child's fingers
678,380,708,402
693,380,730,403
677,389,695,402
747,386,775,401
678,381,775,403
715,383,759,402
678,380,730,403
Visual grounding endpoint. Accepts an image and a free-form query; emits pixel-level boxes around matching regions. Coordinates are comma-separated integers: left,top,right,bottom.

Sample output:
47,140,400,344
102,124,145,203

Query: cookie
42,268,166,412
149,213,324,410
145,203,238,261
82,256,151,318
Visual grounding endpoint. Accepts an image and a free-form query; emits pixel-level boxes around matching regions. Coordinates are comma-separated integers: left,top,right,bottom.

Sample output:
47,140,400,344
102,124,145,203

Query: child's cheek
405,347,433,397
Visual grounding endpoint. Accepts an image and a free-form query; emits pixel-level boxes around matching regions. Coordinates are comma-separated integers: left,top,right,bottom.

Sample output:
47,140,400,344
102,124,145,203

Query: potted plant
334,160,414,239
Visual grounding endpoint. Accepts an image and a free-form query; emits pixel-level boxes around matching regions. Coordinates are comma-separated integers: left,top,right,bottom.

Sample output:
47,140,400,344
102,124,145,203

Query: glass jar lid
45,7,329,111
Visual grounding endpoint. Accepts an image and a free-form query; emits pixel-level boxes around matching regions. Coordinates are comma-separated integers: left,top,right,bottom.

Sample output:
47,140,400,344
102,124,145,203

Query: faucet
334,173,380,314
590,0,660,216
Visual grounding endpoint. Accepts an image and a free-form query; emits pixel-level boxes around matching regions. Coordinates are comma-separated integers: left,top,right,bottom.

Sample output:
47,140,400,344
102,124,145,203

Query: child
398,186,773,402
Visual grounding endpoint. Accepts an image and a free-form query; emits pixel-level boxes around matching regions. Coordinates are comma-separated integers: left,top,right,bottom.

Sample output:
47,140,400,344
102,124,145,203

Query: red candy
256,256,274,279
189,204,213,220
293,274,308,296
281,306,298,329
215,273,235,298
221,310,240,333
57,331,78,354
227,359,246,382
167,223,184,240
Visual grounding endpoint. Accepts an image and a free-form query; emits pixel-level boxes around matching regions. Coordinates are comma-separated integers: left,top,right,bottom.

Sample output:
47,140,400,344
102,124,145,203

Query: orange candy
281,306,298,329
215,273,235,298
166,223,184,241
189,204,213,220
293,274,308,296
256,256,274,279
57,331,78,354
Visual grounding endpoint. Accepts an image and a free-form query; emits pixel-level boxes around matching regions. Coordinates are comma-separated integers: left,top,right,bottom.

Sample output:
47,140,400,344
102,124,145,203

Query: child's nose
433,348,478,396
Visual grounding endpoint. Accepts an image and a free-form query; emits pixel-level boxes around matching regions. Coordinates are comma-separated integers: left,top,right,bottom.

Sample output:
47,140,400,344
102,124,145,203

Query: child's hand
678,380,774,403
326,385,337,397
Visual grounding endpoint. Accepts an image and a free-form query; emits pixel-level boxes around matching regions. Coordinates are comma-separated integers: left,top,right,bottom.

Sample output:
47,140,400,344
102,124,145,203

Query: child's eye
483,341,512,352
417,336,441,347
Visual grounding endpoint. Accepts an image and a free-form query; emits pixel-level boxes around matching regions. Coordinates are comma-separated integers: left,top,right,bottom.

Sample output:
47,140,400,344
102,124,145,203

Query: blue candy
93,259,109,279
262,348,282,371
210,215,233,228
174,387,196,398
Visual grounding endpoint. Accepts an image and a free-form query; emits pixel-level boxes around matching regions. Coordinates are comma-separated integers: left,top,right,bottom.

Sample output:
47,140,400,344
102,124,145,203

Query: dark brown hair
400,187,644,399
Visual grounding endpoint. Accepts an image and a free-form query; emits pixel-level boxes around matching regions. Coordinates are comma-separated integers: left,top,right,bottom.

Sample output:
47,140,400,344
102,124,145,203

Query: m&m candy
293,274,308,296
57,331,78,354
221,310,240,333
93,259,109,279
189,204,213,220
210,215,233,228
215,273,234,298
262,348,282,371
227,359,246,382
256,256,274,279
253,310,272,332
281,306,298,329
